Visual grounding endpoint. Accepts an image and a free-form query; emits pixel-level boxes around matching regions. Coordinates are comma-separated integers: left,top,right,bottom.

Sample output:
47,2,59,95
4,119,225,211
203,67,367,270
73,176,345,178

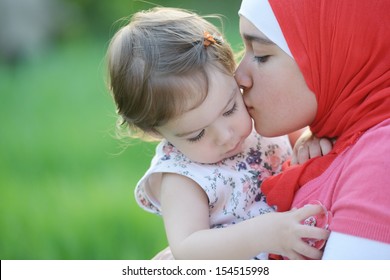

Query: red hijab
262,0,390,211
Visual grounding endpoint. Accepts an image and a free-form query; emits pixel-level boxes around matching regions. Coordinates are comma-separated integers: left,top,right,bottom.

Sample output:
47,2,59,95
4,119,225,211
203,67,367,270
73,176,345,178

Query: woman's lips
246,106,255,115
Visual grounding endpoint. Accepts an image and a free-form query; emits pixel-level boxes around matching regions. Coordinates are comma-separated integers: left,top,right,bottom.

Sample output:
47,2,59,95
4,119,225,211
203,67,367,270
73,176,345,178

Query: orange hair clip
203,31,216,47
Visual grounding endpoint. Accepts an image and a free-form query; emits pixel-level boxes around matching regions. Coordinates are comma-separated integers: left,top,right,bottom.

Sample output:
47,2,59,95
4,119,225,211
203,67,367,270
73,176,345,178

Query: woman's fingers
292,136,334,165
319,138,333,155
297,145,310,164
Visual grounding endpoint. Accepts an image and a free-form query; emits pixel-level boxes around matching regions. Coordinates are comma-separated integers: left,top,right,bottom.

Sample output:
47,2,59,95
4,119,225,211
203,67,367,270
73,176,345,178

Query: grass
0,39,167,259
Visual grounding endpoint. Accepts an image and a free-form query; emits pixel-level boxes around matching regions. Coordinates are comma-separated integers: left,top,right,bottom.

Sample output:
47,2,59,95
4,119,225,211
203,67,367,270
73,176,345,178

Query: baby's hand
291,129,333,165
276,204,330,260
300,201,332,251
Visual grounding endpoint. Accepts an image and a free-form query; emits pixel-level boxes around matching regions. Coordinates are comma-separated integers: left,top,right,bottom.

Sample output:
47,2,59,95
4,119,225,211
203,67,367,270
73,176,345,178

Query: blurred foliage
0,0,241,259
0,39,166,259
65,0,242,47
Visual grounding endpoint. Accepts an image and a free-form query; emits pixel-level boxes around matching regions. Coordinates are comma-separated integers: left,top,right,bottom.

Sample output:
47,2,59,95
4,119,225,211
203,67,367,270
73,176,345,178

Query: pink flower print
255,165,272,181
139,197,149,207
161,144,175,160
249,162,259,170
303,216,317,227
267,155,282,171
163,145,174,155
242,181,250,193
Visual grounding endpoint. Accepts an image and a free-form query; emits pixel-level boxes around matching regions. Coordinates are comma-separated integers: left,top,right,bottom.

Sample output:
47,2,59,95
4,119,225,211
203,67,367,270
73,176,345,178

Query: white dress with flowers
135,130,292,259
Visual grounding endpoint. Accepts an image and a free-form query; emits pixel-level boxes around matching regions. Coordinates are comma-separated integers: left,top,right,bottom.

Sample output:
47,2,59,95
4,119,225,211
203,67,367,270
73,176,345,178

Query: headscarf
239,0,390,211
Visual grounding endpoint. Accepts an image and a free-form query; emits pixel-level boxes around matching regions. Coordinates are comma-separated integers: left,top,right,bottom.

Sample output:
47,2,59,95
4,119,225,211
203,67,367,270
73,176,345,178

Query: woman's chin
253,123,272,137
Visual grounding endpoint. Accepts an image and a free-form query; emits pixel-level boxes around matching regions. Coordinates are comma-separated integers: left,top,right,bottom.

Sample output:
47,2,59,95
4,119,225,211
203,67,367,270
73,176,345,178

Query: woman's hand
291,129,333,165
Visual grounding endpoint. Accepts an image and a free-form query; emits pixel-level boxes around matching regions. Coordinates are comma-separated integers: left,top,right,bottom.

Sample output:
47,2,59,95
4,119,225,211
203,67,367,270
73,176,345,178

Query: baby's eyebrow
242,33,275,45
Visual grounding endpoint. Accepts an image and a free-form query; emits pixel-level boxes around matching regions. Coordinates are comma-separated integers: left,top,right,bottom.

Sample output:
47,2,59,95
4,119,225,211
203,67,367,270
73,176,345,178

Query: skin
151,67,329,259
235,16,318,138
155,68,252,164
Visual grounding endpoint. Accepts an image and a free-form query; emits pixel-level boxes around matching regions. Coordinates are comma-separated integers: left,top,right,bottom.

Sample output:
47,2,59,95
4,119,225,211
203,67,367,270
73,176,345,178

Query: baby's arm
160,173,329,260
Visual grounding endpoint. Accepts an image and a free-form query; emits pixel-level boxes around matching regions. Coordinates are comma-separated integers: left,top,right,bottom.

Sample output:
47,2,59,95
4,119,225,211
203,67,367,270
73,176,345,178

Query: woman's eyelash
253,55,270,63
223,102,238,117
188,129,205,143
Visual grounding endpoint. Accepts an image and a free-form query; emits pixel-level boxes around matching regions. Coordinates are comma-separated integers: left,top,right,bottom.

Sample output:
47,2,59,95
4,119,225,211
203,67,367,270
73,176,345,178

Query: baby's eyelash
223,102,237,117
186,102,237,143
187,129,205,143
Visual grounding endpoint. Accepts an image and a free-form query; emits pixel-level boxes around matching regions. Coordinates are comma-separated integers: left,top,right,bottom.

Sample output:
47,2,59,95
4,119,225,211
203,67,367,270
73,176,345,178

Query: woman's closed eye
253,55,270,64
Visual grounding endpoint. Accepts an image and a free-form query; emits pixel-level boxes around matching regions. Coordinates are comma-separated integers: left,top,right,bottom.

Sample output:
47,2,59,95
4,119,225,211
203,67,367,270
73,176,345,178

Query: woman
235,0,390,259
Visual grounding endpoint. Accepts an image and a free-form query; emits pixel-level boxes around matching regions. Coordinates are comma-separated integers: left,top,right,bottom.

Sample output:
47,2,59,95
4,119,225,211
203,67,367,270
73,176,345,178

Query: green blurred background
0,0,242,259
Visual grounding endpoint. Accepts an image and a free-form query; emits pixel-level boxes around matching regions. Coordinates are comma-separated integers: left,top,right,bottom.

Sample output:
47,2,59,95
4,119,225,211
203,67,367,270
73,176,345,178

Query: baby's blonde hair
107,7,236,139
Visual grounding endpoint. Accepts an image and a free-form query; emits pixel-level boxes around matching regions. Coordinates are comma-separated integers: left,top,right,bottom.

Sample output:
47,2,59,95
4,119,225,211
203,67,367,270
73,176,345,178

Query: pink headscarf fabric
242,0,390,211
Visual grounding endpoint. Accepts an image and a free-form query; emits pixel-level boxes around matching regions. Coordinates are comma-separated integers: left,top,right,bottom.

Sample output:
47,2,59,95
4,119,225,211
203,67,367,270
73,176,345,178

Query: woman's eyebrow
242,33,275,45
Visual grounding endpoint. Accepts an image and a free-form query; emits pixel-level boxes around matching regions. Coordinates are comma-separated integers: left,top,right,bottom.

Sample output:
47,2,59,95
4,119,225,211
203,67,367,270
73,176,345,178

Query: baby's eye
187,129,205,143
223,102,237,117
253,55,270,64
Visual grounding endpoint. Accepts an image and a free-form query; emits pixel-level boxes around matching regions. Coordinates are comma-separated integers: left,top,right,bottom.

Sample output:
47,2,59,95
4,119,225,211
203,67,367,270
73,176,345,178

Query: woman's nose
235,66,253,110
234,62,252,95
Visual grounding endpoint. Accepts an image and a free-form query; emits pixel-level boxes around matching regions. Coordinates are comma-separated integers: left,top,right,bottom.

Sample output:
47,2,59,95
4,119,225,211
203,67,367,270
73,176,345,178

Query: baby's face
156,71,253,164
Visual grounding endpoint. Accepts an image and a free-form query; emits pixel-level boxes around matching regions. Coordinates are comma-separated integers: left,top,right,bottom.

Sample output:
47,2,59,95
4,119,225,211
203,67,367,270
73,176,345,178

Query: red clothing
262,0,390,213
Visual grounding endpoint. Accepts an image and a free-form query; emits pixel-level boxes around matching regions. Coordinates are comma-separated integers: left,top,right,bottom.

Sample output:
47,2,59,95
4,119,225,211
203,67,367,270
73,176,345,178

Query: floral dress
135,130,292,259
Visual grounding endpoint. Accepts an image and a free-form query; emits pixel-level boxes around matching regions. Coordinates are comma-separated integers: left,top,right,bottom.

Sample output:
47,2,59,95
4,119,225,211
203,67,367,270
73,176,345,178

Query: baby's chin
192,153,239,165
191,139,247,164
